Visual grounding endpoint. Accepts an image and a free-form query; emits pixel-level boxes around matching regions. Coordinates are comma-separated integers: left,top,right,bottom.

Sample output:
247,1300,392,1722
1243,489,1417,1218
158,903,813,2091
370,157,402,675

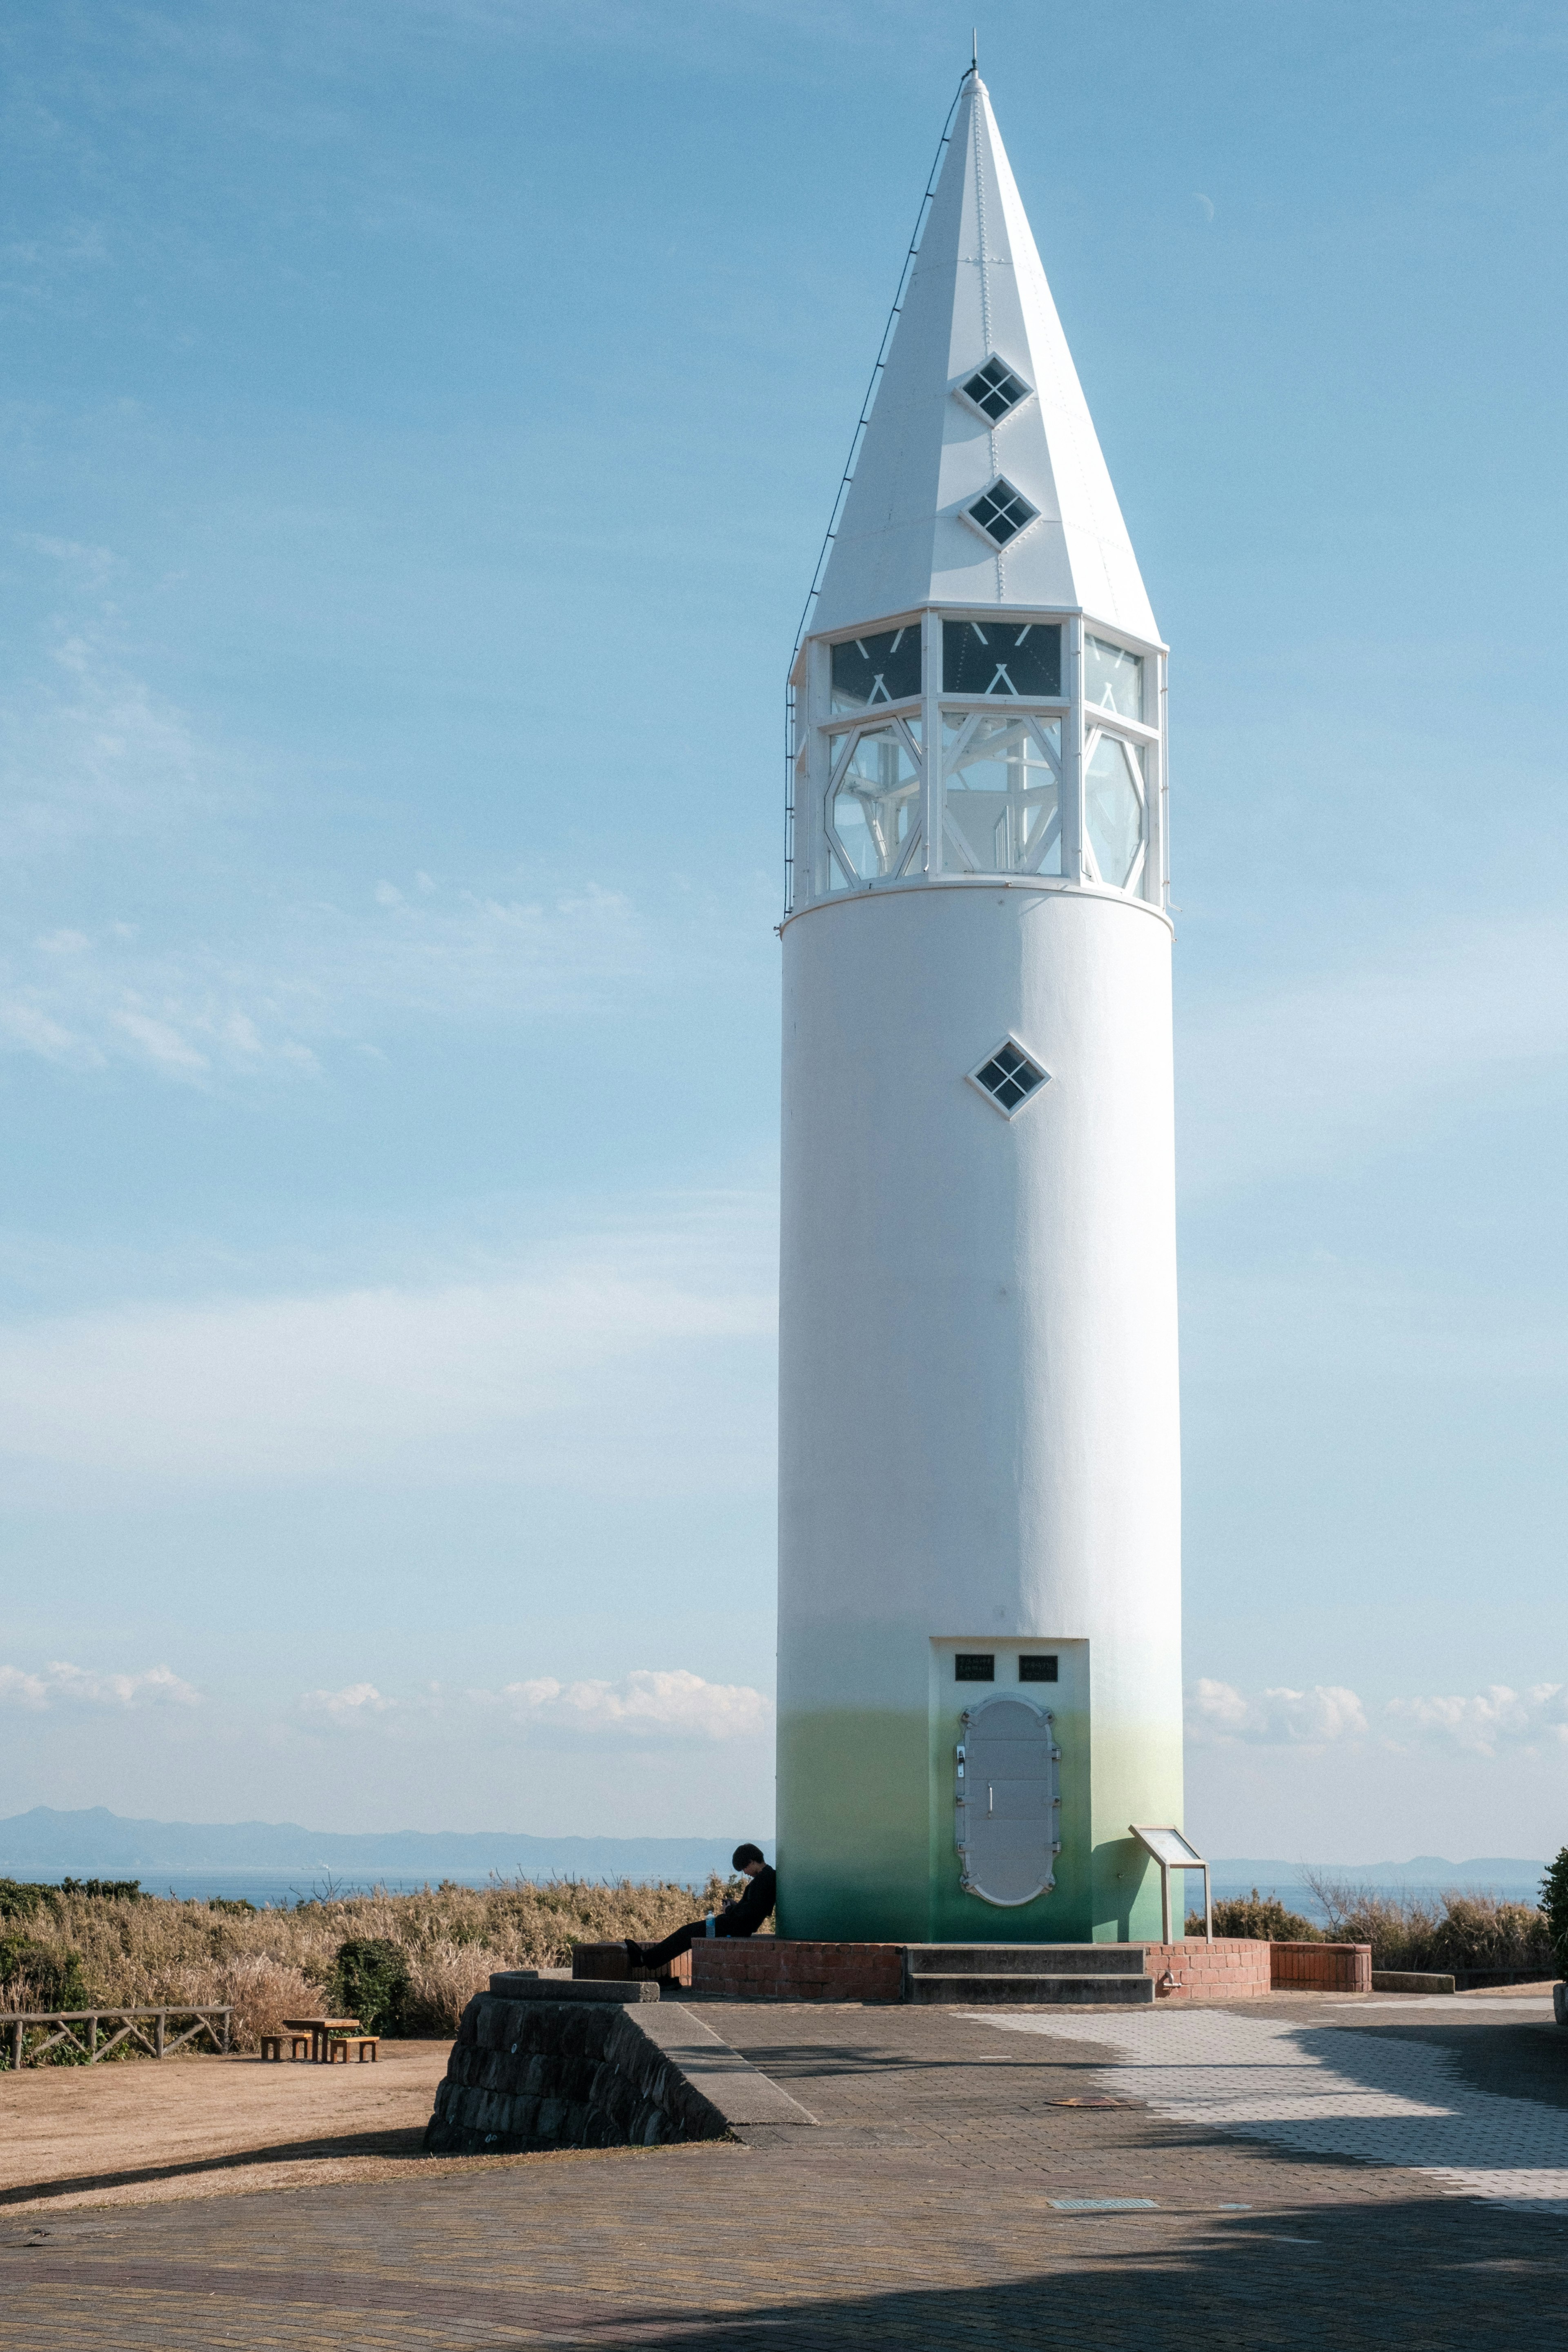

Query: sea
44,1866,1549,1915
60,1868,716,1908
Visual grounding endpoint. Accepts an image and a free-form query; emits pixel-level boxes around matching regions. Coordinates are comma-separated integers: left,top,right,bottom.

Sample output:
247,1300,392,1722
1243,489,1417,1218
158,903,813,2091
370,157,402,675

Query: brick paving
975,1992,1568,2207
3,1998,1566,2348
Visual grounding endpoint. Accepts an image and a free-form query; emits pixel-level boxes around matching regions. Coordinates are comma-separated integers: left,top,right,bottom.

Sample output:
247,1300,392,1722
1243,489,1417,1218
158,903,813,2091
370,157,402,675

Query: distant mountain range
0,1806,747,1886
1207,1855,1547,1890
0,1809,1544,1893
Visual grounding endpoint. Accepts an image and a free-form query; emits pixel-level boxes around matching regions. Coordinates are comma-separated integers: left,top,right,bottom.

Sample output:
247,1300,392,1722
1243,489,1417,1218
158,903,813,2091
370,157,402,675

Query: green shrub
1539,1849,1568,1974
331,1936,411,2035
0,1879,58,1922
207,1898,257,1917
60,1879,143,1902
0,1931,90,2011
1189,1889,1323,1941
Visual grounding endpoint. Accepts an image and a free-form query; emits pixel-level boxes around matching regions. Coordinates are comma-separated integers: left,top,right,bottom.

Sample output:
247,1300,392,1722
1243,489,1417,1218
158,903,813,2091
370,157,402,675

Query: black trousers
639,1919,729,1970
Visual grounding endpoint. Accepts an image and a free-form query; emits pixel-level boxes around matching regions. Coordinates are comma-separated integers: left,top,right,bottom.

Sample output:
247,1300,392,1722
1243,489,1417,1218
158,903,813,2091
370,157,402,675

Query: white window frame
959,477,1041,554
822,714,925,893
824,618,925,722
792,607,1169,913
941,709,1064,880
965,1034,1051,1121
951,355,1036,430
1081,724,1148,896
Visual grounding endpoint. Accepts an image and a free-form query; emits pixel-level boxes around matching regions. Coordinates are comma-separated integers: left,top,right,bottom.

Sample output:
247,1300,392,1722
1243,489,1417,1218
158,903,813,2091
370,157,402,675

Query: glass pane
1085,635,1143,721
830,625,922,716
1085,733,1144,889
967,482,1038,545
829,724,921,883
943,713,1061,876
962,357,1029,421
943,620,1061,698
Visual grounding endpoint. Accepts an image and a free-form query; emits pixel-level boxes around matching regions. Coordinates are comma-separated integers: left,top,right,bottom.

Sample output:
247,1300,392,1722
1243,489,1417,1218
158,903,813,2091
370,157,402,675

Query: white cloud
0,1203,776,1495
1180,910,1568,1195
0,627,225,864
1190,1676,1568,1758
492,1668,771,1743
0,879,652,1085
0,1661,200,1710
1384,1683,1568,1757
1187,1678,1368,1746
298,1682,394,1726
0,591,673,1087
287,1667,771,1745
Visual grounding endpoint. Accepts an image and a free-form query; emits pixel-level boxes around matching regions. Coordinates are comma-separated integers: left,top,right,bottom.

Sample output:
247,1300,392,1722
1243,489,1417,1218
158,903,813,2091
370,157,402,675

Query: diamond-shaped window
969,1038,1049,1117
967,479,1038,548
961,356,1031,422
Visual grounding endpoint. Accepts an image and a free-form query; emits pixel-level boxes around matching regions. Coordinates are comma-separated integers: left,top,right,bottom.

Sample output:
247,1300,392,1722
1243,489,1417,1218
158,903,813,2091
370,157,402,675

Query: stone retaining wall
425,1993,729,2155
691,1939,904,2003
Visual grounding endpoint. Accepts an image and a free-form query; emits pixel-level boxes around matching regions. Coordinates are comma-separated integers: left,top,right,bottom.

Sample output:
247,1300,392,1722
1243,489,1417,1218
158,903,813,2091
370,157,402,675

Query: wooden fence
3,2006,232,2068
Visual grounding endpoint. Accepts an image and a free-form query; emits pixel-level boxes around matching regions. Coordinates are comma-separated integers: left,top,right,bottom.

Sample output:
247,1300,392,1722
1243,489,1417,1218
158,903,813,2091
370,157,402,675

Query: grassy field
0,1874,747,2050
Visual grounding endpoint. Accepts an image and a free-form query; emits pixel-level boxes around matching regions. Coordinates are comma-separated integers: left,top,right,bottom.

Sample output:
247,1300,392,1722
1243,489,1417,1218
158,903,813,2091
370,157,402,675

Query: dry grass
0,1876,747,2050
1303,1876,1553,1975
1191,1874,1554,1976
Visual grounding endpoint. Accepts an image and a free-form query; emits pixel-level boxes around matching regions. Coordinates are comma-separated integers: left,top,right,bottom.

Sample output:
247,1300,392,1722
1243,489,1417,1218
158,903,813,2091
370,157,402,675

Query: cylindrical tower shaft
776,71,1184,1944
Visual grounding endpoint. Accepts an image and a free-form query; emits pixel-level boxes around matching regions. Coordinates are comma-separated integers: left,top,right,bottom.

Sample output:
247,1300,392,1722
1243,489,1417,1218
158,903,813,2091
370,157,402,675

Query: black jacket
716,1864,776,1939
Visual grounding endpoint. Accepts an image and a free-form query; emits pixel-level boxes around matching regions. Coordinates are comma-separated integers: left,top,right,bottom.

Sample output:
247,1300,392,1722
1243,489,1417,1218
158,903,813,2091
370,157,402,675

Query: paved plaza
4,1996,1566,2348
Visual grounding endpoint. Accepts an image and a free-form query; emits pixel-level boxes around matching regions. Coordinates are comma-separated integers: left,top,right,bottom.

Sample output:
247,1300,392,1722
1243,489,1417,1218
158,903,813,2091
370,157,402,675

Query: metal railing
2,2005,232,2068
782,66,972,918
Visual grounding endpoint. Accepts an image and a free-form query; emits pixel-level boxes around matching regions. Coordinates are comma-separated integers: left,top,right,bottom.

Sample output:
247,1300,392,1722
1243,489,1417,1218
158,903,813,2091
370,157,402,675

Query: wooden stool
259,2034,284,2062
290,2032,314,2061
350,2036,379,2062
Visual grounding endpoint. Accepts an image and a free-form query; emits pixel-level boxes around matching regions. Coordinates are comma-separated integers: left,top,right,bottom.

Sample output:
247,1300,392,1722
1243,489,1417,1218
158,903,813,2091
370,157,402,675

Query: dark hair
732,1843,766,1870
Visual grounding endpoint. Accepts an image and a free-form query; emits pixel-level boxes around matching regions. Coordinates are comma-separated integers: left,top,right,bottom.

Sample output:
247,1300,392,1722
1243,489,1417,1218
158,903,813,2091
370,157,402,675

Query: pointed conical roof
811,74,1159,646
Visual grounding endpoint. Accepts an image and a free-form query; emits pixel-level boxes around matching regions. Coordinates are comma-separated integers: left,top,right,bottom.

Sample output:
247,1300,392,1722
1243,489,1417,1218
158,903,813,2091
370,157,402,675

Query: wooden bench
325,2034,379,2062
281,2015,360,2062
261,2029,321,2060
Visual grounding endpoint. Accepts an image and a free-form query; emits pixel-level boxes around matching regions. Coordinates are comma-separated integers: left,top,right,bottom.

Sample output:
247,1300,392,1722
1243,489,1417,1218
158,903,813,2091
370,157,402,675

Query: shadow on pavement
1297,2012,1568,2113
0,2125,432,2207
583,2195,1566,2349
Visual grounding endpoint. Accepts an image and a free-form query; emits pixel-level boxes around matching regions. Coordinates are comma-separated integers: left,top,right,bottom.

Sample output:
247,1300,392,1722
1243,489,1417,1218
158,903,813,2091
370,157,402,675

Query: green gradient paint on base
777,1698,1183,1945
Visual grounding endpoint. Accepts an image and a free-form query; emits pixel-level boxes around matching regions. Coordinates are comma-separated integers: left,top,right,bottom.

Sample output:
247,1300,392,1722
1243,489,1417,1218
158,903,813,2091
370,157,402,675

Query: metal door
955,1695,1061,1905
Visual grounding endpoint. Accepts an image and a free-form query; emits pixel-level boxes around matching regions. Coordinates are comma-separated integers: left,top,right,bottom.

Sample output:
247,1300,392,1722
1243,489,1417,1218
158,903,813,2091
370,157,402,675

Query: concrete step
903,1944,1149,1978
907,1971,1156,2007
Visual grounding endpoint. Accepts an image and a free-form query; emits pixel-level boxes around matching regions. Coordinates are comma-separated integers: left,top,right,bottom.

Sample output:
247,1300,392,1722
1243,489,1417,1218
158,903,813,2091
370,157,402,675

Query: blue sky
2,0,1565,1861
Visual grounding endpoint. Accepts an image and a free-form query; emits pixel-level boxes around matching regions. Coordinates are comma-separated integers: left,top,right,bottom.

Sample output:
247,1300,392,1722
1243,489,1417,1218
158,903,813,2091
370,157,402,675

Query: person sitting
626,1845,776,1975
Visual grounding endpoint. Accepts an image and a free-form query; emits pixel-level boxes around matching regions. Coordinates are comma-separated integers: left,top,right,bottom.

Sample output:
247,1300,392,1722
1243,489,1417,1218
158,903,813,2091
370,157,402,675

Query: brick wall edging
691,1939,904,2003
680,1935,1373,2004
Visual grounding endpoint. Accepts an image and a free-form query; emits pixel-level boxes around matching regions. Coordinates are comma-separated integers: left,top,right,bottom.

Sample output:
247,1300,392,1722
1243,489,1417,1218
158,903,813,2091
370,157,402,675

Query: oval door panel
956,1695,1061,1906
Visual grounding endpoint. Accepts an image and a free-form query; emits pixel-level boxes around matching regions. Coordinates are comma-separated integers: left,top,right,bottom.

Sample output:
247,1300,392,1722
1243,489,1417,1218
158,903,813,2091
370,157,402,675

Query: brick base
1143,1940,1371,1998
691,1940,904,2004
1143,1939,1273,1998
571,1941,693,1988
583,1935,1371,2005
1270,1940,1372,1993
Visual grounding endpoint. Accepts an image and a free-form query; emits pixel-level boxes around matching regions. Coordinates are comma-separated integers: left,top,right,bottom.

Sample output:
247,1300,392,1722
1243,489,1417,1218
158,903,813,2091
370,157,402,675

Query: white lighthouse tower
777,68,1183,1946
